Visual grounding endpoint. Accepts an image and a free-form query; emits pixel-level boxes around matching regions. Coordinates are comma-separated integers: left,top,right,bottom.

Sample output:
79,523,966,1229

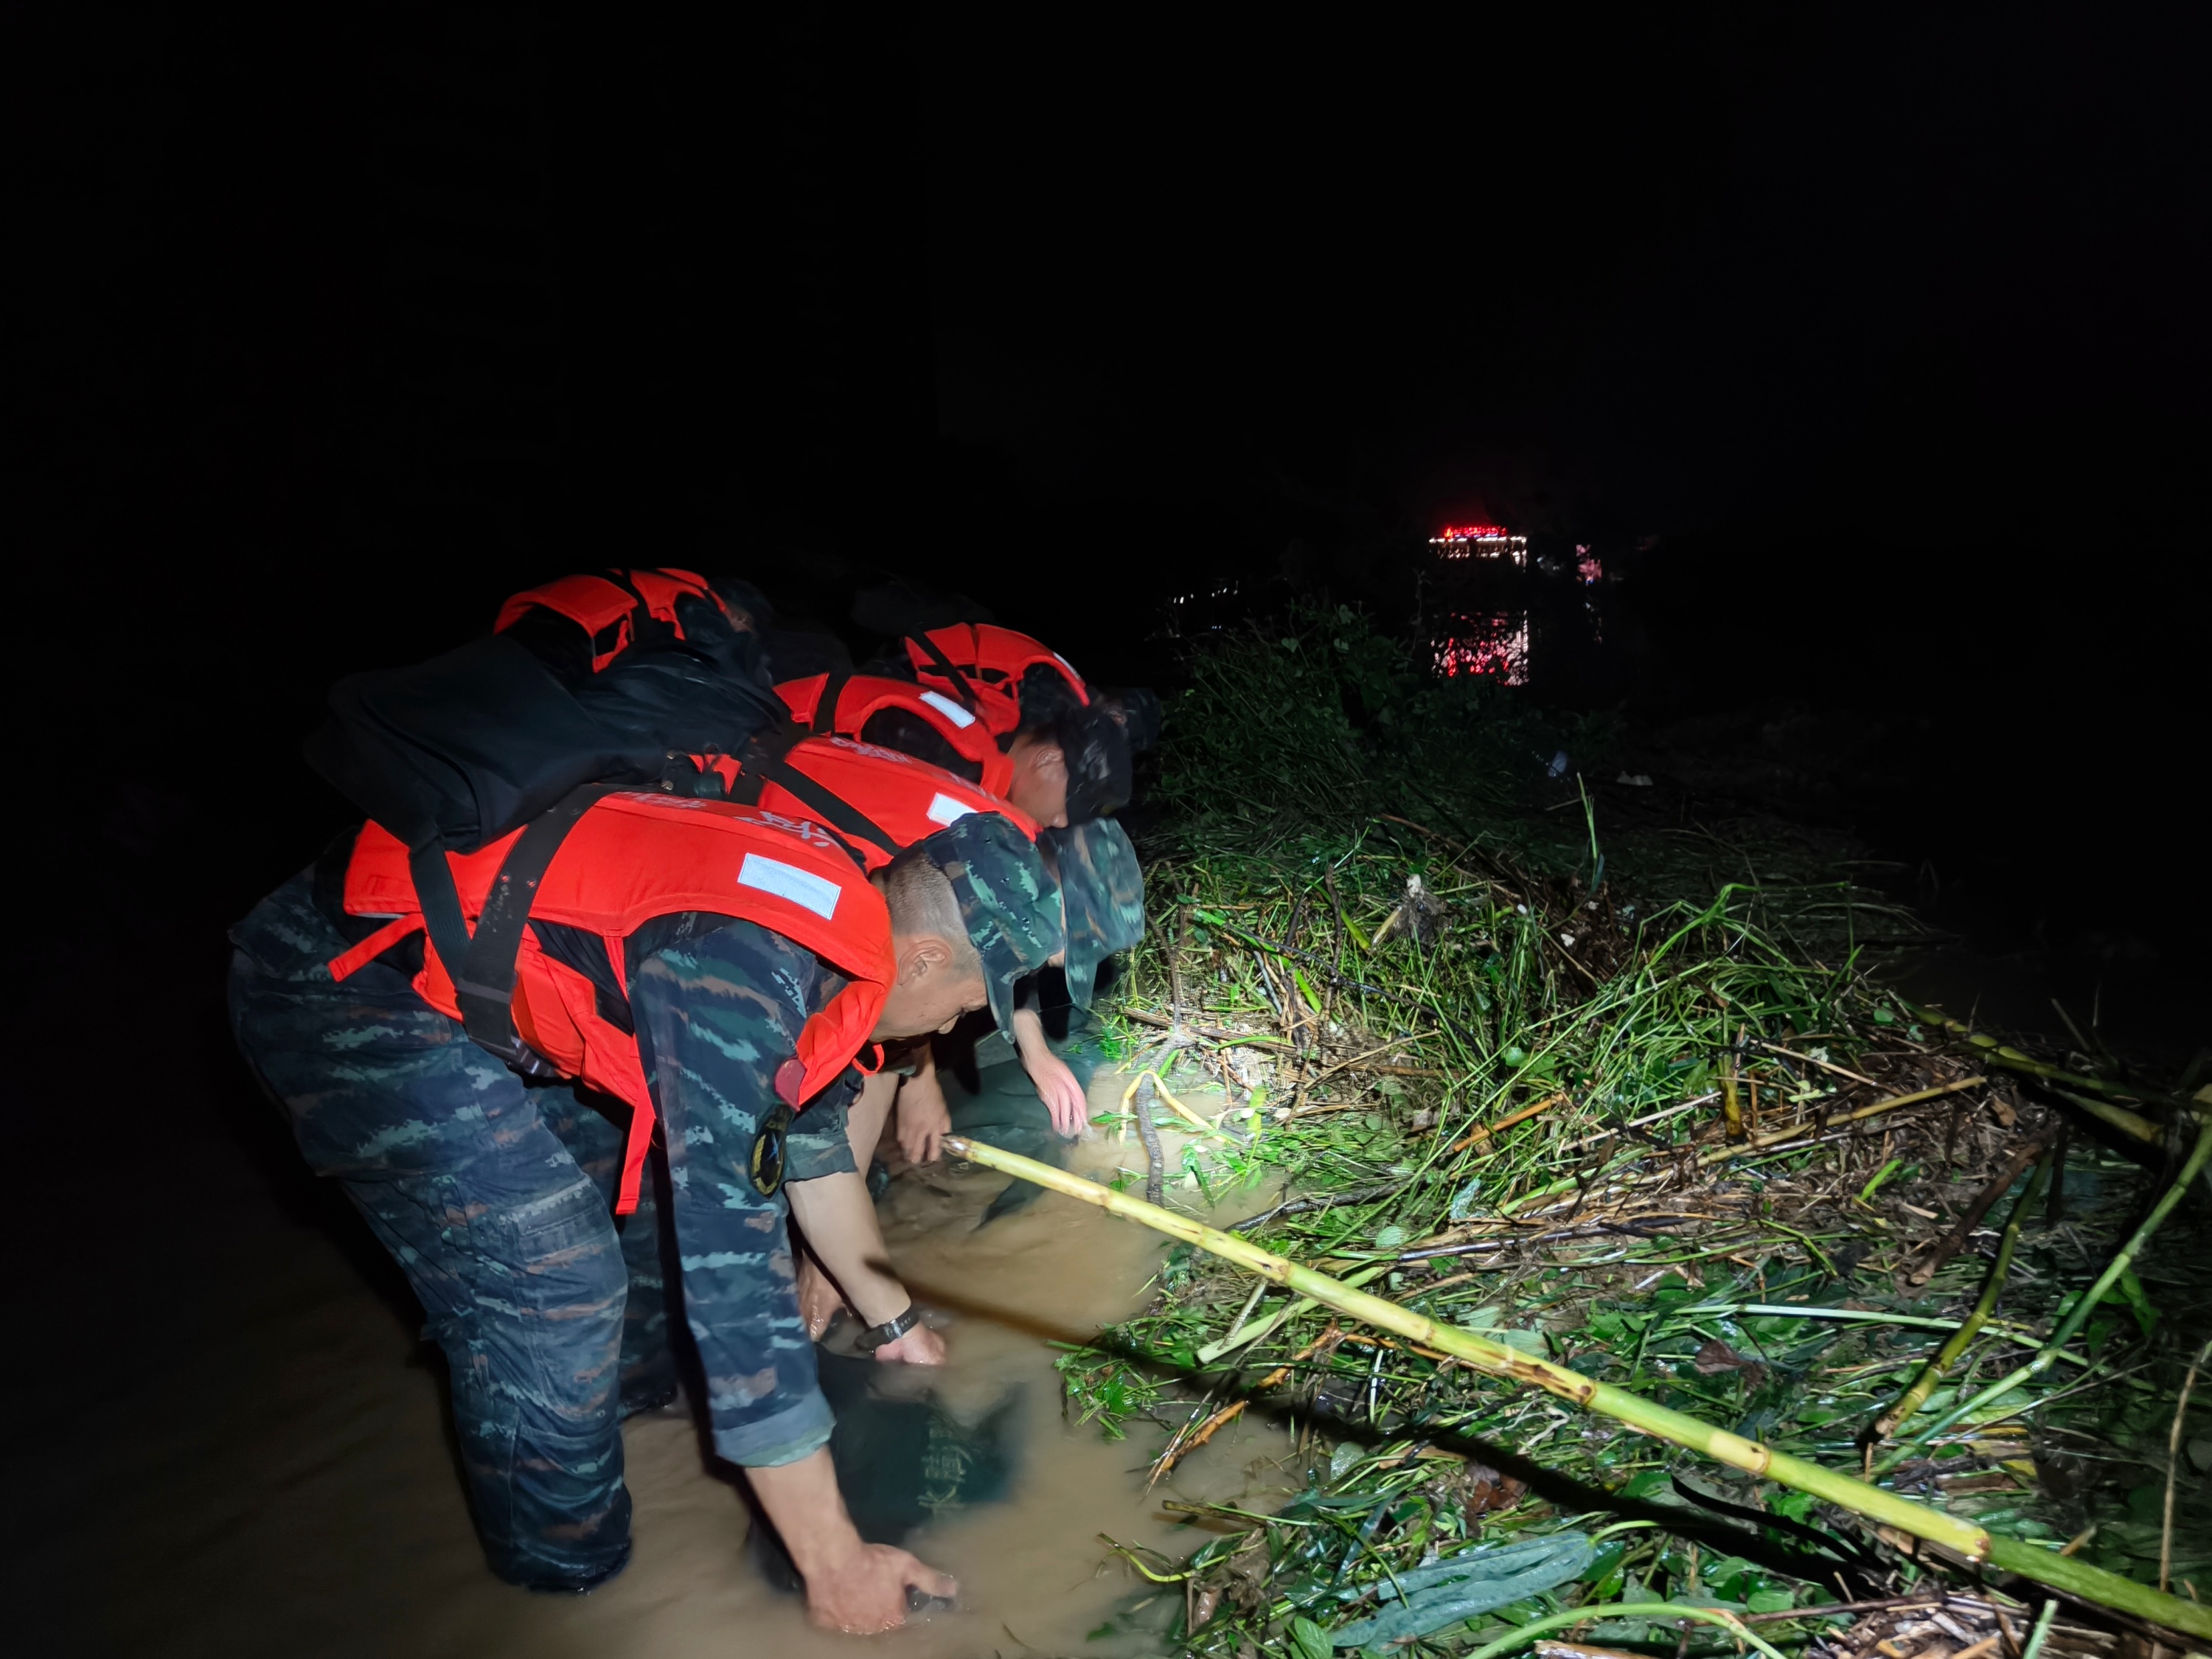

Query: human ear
899,934,954,986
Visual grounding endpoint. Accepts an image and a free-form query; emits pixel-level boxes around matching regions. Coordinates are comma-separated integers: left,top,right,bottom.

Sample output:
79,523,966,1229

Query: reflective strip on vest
737,852,841,920
918,689,977,728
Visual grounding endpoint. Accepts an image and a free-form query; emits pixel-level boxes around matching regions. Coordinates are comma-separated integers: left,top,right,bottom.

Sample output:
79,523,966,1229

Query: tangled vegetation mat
1050,609,2211,1659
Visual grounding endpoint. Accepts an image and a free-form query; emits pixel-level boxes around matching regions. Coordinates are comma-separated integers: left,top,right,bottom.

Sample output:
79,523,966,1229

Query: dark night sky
21,7,2208,959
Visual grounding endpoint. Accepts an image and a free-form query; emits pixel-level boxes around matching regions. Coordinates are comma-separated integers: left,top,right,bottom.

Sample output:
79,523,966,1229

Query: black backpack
303,577,793,1074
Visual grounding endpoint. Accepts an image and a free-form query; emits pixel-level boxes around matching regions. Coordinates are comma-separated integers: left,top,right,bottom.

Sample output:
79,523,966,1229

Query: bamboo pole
945,1135,2212,1641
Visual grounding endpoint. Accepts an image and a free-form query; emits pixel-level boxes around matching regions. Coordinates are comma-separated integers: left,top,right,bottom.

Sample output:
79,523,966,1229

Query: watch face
749,1104,793,1196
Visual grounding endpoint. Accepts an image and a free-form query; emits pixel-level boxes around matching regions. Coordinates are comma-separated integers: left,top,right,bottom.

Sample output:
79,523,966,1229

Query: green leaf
1292,965,1324,1012
1747,1589,1795,1613
2110,1265,2160,1337
1292,1614,1334,1659
1375,1223,1408,1249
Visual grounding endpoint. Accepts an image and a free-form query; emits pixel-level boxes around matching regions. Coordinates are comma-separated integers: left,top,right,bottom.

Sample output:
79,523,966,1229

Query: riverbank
1064,608,2211,1657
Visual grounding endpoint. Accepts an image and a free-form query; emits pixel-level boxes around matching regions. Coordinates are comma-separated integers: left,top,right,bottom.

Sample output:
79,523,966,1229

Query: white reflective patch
1054,651,1079,678
737,853,840,920
926,792,975,827
918,689,978,728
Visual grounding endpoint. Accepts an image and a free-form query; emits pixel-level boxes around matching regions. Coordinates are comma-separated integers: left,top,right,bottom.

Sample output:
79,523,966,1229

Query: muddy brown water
33,1077,1284,1656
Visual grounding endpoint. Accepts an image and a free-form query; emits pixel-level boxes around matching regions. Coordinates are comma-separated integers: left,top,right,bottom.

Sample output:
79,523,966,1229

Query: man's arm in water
626,912,951,1625
752,1450,956,1634
1012,1005,1088,1137
895,1045,951,1164
784,1166,946,1365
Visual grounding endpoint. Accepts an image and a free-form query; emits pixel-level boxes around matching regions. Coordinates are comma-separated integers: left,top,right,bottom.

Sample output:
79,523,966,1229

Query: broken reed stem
1907,1138,2051,1288
1720,1040,1745,1139
1448,1091,1565,1154
1874,1154,2052,1445
2163,1342,2206,1595
1148,1399,1245,1488
943,1134,2212,1640
1892,1117,2212,1462
1694,1077,1985,1168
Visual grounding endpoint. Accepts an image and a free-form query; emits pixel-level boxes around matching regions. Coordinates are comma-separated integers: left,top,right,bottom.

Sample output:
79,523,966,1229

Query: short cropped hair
882,850,984,977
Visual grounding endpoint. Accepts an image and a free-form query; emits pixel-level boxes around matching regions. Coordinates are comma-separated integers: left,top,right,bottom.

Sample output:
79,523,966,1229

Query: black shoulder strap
409,841,474,990
448,782,618,1076
811,669,851,734
905,630,979,711
753,755,903,862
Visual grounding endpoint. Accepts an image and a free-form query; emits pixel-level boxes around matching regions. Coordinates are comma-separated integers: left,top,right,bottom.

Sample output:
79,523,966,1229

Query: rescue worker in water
229,804,1062,1632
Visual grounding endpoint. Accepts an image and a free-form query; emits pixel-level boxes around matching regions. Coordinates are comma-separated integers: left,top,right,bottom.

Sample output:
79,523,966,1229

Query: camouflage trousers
227,872,839,1590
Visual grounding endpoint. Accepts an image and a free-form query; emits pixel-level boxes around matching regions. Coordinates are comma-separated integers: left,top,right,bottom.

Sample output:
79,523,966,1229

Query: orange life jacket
775,672,1016,798
903,624,1089,737
327,792,891,1213
494,568,733,673
734,733,1039,871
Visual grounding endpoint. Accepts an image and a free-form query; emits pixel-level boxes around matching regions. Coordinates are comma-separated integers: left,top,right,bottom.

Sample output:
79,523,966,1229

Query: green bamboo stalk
1907,1004,2180,1110
1872,1153,2051,1444
2050,1086,2160,1145
1888,1116,2212,1461
945,1134,2212,1641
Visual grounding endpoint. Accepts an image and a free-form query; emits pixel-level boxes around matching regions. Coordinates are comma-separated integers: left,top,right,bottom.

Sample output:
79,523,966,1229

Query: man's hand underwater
895,1069,952,1166
806,1541,958,1635
1026,1049,1089,1139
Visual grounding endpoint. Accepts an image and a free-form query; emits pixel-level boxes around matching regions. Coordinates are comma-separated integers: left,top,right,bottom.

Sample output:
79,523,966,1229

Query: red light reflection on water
1432,612,1528,684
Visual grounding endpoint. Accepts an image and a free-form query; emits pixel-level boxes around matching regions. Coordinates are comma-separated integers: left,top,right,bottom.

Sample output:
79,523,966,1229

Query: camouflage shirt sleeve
625,911,852,1467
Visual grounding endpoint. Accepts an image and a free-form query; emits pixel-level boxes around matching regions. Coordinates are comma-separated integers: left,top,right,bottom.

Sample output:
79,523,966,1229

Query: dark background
22,8,2207,1017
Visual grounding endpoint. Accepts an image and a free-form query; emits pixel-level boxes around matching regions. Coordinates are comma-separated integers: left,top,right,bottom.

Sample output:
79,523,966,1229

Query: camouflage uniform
1043,817,1147,1009
226,817,1063,1591
229,871,858,1591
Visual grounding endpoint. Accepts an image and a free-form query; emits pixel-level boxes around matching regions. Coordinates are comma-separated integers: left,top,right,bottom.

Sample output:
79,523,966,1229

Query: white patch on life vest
926,792,975,826
1054,651,1079,679
737,853,840,920
918,689,977,728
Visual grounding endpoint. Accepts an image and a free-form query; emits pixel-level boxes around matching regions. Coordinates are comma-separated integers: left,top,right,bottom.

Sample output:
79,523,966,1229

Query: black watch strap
853,1304,922,1352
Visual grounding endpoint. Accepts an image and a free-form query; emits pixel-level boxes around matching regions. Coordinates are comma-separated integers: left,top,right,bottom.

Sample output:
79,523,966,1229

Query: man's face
871,932,988,1039
1006,733,1069,829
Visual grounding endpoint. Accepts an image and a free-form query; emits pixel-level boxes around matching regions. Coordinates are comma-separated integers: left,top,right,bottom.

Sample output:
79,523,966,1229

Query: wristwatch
854,1304,922,1353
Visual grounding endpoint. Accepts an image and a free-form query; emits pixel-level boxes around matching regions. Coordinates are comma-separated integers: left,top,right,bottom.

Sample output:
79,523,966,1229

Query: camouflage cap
915,810,1065,1033
1042,818,1146,1008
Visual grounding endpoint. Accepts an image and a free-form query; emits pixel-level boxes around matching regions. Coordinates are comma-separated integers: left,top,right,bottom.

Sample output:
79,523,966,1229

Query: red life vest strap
327,914,424,983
